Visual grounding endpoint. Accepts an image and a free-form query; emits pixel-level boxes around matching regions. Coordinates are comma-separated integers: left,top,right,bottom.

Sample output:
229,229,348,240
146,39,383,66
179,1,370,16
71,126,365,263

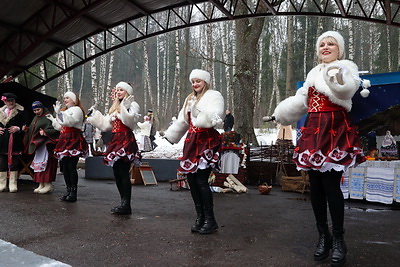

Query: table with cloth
341,160,400,204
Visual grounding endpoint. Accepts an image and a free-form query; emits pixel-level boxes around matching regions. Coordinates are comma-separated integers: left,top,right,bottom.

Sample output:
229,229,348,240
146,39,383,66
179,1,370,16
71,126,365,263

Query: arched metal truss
1,0,399,90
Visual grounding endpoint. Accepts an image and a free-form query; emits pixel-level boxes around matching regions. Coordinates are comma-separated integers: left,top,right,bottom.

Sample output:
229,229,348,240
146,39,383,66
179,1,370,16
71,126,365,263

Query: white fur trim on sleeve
323,61,360,100
87,110,112,132
120,101,140,130
46,114,61,131
192,90,224,128
164,99,190,144
273,88,308,126
59,106,83,129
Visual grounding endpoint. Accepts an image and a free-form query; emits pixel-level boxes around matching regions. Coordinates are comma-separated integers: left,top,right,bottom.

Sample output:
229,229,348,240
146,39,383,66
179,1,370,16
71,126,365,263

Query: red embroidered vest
112,118,130,133
307,87,345,112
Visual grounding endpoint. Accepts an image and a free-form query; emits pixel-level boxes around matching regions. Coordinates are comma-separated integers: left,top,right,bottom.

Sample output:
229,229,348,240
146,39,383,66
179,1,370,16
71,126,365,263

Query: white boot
0,172,7,192
38,183,53,194
34,183,44,193
8,171,18,193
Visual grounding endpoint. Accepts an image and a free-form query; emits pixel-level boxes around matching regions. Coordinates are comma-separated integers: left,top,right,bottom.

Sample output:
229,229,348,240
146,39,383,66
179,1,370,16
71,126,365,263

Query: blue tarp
296,71,400,129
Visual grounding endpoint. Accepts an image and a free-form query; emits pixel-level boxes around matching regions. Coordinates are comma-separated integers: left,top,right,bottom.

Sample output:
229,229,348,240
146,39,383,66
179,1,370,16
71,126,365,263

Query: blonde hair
108,98,121,114
108,94,134,114
317,36,340,63
184,82,210,112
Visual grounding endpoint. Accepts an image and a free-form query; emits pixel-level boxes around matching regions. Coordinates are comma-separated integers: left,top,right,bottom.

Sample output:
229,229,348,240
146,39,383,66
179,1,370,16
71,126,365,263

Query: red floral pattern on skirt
293,110,365,172
103,130,141,167
178,128,221,173
54,127,88,159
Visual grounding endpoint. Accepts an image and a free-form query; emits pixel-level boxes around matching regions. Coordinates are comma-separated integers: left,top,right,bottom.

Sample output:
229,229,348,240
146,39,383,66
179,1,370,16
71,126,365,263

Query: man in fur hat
0,93,27,192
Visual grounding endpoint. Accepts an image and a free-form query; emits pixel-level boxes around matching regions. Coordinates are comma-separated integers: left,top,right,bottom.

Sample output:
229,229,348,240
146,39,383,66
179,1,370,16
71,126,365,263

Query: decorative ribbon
8,132,13,171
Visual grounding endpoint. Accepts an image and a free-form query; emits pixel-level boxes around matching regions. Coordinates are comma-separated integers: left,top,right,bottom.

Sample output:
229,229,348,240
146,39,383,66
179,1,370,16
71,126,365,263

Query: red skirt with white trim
293,110,365,173
54,127,88,159
178,128,221,173
103,130,141,167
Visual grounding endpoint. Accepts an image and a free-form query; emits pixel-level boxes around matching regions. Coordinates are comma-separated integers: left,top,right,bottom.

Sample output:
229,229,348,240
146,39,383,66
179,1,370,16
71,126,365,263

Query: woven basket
258,183,272,195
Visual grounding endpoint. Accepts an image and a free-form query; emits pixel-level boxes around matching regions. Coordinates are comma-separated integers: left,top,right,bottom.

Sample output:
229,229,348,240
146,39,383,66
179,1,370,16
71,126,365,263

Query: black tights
62,157,79,188
187,168,213,210
112,160,132,203
308,170,344,233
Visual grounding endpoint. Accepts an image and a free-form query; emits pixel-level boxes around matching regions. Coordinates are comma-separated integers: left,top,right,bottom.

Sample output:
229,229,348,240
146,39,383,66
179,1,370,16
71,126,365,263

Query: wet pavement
0,170,399,267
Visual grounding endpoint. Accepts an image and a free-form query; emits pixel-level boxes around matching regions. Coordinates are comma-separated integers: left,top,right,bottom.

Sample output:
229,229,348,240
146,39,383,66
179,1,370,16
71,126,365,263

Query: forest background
18,2,400,145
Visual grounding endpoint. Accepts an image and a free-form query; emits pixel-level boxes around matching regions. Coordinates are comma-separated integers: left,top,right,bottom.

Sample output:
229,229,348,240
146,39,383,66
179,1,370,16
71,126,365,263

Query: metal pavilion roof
0,0,399,90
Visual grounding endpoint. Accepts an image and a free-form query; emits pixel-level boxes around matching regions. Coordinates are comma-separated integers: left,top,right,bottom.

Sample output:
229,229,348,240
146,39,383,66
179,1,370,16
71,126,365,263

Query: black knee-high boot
196,168,218,235
187,173,204,232
64,157,79,202
60,175,71,201
112,162,124,210
324,171,346,266
111,160,132,215
314,223,333,261
331,230,347,266
60,158,71,201
309,170,333,260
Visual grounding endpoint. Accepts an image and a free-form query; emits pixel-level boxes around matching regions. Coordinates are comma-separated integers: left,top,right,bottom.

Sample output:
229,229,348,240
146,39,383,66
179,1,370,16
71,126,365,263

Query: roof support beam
334,0,347,17
124,0,150,15
209,0,234,19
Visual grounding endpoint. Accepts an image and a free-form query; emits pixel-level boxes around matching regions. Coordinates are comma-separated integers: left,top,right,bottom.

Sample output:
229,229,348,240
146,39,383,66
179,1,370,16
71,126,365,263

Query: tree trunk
303,17,308,79
143,41,157,113
233,2,265,145
222,22,233,110
174,30,181,113
90,36,98,108
348,19,354,61
285,15,294,98
105,31,116,113
40,64,46,94
387,26,392,71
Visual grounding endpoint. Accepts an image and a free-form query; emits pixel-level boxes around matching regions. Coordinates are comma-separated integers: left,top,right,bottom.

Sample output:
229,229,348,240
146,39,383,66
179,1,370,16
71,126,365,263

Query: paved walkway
0,170,399,267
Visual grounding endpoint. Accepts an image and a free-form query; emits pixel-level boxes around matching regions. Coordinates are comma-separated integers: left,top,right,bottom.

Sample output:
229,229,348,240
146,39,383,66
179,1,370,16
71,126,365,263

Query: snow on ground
139,128,297,159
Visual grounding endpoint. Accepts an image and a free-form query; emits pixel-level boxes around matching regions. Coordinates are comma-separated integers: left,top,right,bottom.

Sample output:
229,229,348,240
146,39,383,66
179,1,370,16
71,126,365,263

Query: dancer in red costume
47,91,88,202
87,82,141,215
267,31,370,266
165,69,224,234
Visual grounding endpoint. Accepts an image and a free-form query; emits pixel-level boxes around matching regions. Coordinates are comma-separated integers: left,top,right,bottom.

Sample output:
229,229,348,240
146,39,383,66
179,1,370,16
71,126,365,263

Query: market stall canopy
0,0,399,90
0,0,201,81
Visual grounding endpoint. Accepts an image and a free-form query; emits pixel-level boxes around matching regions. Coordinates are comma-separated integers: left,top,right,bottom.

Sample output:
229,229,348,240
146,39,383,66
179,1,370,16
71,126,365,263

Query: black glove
262,115,275,122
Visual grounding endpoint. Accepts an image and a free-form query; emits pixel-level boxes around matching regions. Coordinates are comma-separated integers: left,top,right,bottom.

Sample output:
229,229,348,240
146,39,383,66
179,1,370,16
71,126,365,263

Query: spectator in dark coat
0,93,27,193
223,109,234,132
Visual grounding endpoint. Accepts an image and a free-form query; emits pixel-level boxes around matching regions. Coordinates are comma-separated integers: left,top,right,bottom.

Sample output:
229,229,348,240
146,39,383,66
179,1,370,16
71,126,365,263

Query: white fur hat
115,81,133,95
64,91,77,103
316,31,345,60
189,69,211,85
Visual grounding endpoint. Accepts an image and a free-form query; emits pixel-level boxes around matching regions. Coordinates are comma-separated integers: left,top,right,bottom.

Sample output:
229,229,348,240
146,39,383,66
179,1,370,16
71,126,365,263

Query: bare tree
90,36,98,108
285,15,294,98
233,1,265,145
105,30,117,112
386,26,392,71
348,19,354,60
40,64,46,94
